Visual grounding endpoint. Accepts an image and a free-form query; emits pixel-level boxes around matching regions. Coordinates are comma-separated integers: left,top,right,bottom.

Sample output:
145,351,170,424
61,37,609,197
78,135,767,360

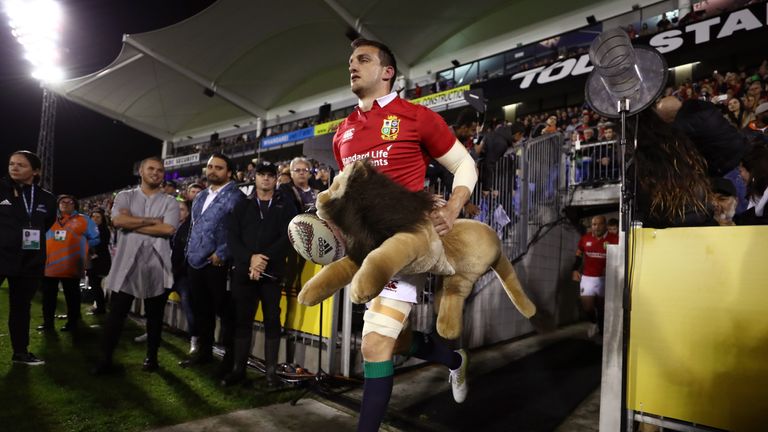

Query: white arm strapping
435,140,477,192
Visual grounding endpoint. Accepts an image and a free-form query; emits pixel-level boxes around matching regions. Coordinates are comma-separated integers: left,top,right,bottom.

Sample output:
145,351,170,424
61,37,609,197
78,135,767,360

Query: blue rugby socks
357,360,394,432
409,331,462,370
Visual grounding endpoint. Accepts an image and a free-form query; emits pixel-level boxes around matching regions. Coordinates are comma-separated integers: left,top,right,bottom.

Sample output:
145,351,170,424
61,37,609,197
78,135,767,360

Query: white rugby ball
288,214,346,265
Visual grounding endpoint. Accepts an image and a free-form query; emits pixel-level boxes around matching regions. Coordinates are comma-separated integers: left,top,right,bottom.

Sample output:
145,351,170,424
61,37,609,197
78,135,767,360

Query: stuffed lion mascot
297,160,539,340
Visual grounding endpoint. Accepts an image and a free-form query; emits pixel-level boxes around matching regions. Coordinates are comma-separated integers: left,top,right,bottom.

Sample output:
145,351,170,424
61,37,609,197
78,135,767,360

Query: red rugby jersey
332,95,456,191
577,232,619,277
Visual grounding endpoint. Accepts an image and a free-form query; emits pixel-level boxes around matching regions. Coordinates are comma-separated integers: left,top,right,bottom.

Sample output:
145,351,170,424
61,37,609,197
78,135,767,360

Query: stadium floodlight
4,0,65,83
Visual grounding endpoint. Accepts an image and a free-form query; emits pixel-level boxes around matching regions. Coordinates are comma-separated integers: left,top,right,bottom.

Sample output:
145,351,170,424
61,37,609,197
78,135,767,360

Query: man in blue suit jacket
181,153,245,372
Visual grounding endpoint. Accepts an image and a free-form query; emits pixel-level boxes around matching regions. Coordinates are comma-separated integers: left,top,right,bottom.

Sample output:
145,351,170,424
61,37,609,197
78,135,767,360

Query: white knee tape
362,298,413,339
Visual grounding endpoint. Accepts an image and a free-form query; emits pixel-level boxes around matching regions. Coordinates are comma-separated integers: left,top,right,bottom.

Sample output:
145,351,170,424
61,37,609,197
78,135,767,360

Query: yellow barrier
254,261,334,337
627,226,768,431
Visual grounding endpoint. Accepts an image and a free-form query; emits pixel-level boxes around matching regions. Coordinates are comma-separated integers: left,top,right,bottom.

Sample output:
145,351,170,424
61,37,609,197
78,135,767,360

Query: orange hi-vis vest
45,212,99,279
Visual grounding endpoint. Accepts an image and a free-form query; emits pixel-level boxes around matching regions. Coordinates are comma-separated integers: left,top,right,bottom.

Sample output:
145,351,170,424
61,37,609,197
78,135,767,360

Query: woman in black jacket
0,150,57,365
87,208,112,314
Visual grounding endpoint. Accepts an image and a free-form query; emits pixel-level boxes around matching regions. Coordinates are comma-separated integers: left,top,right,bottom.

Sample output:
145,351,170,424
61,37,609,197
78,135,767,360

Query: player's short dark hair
607,218,619,227
351,38,397,90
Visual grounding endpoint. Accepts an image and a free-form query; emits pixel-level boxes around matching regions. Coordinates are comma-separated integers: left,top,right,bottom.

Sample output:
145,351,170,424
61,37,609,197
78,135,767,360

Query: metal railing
568,140,621,186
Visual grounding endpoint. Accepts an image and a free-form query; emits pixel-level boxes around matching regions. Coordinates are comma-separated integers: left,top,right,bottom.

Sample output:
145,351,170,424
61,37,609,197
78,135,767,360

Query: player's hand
572,270,582,282
430,206,458,236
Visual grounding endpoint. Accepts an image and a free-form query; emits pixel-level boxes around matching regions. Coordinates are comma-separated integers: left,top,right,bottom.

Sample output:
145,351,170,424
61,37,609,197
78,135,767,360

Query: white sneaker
134,333,148,343
448,349,468,403
189,336,199,355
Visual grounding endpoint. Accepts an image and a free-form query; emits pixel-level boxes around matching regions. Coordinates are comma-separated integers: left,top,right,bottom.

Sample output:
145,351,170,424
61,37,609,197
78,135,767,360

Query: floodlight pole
37,87,57,191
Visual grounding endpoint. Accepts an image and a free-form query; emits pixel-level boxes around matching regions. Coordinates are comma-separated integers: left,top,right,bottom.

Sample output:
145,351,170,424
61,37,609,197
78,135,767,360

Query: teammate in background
334,38,478,432
607,218,619,236
572,215,619,339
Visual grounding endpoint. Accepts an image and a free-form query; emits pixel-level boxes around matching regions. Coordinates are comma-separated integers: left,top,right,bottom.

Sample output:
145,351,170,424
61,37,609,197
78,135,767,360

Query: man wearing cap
221,161,297,386
39,195,100,332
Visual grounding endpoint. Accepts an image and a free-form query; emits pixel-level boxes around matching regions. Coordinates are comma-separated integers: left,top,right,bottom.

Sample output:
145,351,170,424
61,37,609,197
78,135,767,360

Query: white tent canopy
46,0,634,142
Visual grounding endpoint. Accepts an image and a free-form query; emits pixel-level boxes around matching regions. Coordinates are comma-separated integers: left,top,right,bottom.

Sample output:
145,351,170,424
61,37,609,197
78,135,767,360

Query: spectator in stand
746,80,766,104
476,122,526,194
745,103,768,145
540,115,558,135
657,14,672,31
234,171,246,183
39,195,100,332
572,215,619,339
734,145,768,225
87,208,111,315
710,177,738,226
163,180,178,197
1,151,57,366
222,161,297,387
186,183,204,201
582,127,597,144
93,157,179,374
743,94,759,116
244,161,257,183
283,157,318,212
276,168,292,187
309,166,332,192
725,97,754,129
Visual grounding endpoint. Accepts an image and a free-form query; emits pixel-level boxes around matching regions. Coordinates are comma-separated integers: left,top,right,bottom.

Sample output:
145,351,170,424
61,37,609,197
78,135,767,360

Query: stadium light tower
5,0,65,191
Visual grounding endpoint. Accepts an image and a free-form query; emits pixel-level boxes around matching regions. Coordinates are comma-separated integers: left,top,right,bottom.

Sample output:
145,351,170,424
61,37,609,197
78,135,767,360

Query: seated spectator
734,145,768,225
725,97,754,129
281,157,318,213
540,115,558,135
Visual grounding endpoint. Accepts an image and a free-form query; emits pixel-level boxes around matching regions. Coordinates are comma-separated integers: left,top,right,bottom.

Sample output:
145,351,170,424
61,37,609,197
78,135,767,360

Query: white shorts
362,274,426,339
376,273,425,304
580,275,605,297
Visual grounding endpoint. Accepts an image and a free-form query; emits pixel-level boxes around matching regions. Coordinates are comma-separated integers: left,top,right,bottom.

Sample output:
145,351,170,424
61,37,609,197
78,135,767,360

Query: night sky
0,0,216,198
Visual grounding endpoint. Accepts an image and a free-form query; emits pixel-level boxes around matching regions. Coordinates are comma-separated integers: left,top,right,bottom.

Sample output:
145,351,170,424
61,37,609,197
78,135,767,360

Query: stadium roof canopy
46,0,622,142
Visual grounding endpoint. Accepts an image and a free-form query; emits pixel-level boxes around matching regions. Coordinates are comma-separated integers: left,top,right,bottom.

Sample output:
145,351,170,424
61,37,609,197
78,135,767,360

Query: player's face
349,45,393,97
607,224,618,235
8,154,38,185
591,217,607,236
140,160,165,188
206,156,231,186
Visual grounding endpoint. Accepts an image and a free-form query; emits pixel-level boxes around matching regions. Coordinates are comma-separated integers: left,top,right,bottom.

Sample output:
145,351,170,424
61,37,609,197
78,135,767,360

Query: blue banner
261,127,314,149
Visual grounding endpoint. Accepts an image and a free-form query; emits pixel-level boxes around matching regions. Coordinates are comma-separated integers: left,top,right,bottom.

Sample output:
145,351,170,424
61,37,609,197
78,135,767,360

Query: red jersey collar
357,91,399,114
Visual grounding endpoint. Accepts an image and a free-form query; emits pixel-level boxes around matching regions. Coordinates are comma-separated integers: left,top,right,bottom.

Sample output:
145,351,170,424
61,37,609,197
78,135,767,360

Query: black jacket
89,223,112,276
171,217,191,277
227,189,298,281
0,177,57,277
673,100,752,176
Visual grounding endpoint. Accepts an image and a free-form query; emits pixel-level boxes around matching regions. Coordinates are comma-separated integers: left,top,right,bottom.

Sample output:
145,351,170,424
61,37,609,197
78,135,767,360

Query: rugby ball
288,214,345,265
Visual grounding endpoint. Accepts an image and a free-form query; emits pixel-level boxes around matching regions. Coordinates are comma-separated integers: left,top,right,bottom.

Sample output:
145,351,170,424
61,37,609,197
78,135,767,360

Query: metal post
341,286,353,377
36,87,57,191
